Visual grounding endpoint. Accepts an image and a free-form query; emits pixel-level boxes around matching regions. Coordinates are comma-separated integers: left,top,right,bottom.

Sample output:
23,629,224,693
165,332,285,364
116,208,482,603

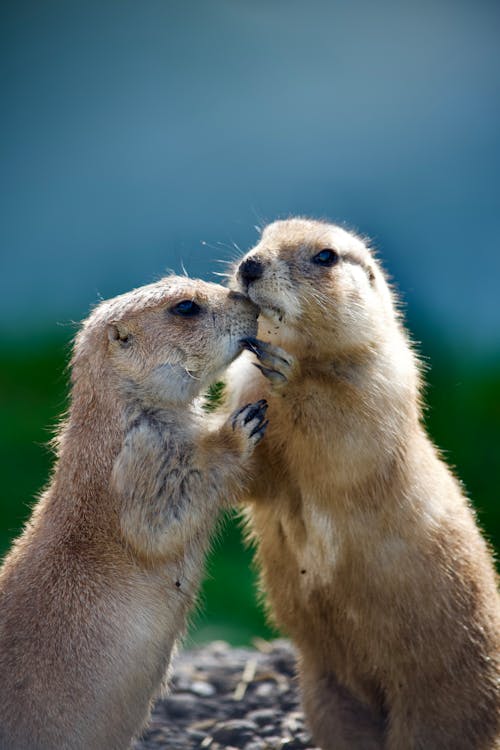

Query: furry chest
285,504,342,588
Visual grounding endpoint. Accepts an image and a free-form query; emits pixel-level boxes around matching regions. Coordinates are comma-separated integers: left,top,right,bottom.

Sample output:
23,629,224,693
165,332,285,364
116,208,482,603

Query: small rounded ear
107,322,132,347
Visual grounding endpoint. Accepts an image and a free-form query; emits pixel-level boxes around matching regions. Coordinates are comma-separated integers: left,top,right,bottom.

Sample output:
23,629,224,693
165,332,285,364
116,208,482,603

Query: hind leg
300,667,386,750
385,687,500,750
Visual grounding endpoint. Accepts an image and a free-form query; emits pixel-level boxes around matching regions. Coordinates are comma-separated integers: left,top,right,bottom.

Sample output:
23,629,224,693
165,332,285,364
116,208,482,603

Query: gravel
133,639,319,750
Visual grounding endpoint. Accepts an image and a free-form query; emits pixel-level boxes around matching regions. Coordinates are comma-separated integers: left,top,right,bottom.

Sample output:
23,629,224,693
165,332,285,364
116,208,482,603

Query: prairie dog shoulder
0,276,267,750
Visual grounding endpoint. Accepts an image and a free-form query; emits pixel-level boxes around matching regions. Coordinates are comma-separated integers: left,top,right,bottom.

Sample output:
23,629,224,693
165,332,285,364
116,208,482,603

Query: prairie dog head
74,276,258,405
232,218,397,356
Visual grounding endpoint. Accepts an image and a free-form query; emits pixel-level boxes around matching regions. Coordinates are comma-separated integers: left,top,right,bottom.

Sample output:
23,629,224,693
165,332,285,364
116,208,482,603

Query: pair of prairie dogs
1,218,499,750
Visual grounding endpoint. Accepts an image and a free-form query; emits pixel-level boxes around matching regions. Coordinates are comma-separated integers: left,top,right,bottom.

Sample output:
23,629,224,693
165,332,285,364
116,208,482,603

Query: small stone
174,675,193,692
261,737,287,749
187,728,208,741
280,692,300,711
254,682,277,698
163,692,198,719
209,674,238,693
281,711,305,734
283,735,311,750
260,724,278,737
247,708,278,726
206,640,231,655
211,719,258,747
190,680,216,697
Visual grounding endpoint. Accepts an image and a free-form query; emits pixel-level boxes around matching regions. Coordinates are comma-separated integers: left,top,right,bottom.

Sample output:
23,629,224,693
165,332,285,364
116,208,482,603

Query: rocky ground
133,639,318,750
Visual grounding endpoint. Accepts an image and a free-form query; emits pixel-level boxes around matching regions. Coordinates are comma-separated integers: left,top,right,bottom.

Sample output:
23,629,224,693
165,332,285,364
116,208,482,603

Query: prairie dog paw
240,337,296,389
231,399,269,453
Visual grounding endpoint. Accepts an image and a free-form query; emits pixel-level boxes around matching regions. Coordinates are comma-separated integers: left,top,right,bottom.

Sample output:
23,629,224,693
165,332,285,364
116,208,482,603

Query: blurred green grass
0,332,498,645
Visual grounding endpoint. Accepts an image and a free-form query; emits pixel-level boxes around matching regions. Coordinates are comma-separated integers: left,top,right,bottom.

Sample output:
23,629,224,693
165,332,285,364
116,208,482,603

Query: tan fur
0,276,267,750
225,218,500,749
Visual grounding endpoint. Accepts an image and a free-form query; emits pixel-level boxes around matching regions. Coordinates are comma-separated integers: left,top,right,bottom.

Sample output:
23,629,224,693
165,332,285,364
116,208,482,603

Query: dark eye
312,249,339,266
170,300,201,317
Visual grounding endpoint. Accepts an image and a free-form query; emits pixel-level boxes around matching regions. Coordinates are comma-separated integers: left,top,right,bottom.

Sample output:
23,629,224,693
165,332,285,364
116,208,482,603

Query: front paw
240,337,296,389
231,399,269,452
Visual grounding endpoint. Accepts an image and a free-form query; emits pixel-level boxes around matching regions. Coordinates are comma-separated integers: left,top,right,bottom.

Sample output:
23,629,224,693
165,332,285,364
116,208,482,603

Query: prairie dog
224,218,500,749
0,276,268,750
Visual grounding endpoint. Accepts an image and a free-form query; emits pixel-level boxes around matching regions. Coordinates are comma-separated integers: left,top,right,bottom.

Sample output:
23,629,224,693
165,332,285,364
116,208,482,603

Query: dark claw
240,336,264,357
250,418,269,441
232,400,268,430
253,363,287,384
242,337,292,370
232,403,252,430
243,399,268,424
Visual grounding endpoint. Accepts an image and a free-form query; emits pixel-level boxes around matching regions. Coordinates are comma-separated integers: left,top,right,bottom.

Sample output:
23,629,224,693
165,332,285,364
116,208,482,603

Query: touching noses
238,257,263,287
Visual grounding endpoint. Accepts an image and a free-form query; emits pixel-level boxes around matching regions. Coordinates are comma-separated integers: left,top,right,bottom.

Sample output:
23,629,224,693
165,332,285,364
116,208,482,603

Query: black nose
239,257,263,285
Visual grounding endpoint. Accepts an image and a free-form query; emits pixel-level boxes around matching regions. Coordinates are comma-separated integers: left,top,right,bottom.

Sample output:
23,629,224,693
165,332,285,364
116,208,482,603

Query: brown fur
0,276,267,750
224,218,500,749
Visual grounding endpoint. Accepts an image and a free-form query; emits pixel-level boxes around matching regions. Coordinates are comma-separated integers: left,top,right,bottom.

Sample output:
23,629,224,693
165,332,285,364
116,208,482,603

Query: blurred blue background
1,0,499,644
